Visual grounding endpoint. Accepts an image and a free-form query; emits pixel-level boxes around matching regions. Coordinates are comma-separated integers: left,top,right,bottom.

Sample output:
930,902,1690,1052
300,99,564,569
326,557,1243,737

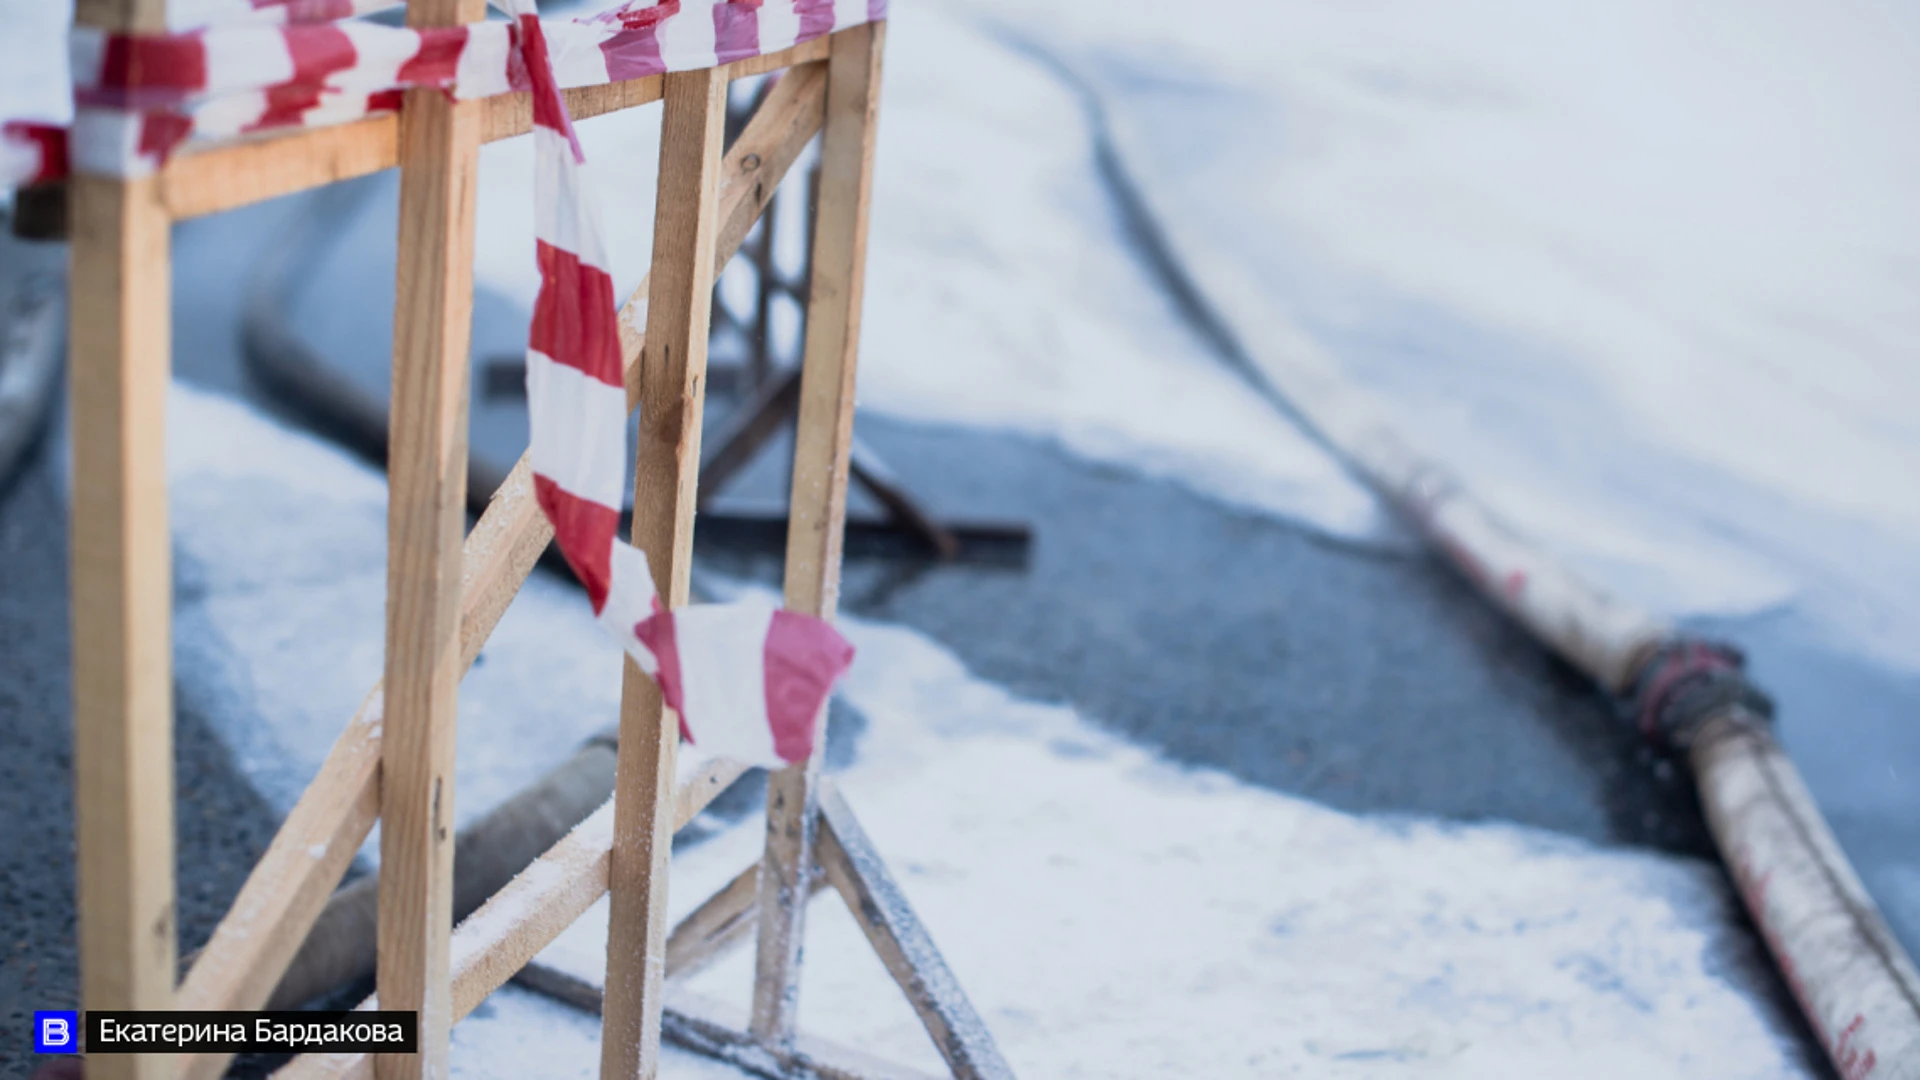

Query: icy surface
145,380,1811,1078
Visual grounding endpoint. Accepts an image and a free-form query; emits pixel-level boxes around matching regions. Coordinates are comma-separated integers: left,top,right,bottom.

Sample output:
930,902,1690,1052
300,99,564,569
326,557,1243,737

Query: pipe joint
1625,637,1774,750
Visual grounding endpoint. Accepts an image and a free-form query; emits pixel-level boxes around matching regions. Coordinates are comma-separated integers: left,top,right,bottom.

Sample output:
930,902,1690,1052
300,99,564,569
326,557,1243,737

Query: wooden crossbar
155,36,833,222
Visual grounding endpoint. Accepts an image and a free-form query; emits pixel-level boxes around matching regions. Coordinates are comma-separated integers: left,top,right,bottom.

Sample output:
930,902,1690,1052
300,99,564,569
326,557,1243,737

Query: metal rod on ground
1234,327,1920,1078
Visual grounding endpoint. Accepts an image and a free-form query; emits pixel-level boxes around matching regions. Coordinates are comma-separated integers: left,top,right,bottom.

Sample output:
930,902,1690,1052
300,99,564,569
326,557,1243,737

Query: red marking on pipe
1503,569,1528,600
1835,1015,1877,1080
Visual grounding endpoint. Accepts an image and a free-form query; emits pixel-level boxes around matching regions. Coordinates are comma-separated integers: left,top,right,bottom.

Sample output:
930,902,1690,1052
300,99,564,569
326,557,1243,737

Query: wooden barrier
65,7,1013,1078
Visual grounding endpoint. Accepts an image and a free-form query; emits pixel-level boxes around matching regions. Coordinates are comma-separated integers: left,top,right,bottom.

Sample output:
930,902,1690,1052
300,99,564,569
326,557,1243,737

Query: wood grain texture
74,0,168,31
274,765,753,1080
753,22,885,1045
817,783,1015,1080
377,3,487,1075
175,702,379,1080
68,169,176,1080
482,76,663,144
160,41,830,222
665,991,949,1080
171,75,826,1055
666,865,763,983
161,116,401,221
483,967,948,1080
667,862,831,985
601,64,730,1080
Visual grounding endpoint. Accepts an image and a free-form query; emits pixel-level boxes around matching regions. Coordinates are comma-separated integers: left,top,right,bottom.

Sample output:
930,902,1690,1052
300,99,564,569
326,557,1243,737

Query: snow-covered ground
469,1,1389,545
13,0,1919,1073
143,379,1813,1077
469,0,1920,679
920,0,1920,674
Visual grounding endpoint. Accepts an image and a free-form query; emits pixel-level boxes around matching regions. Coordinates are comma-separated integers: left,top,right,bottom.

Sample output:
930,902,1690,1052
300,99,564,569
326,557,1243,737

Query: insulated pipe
1384,453,1920,1080
1241,351,1920,1078
1029,41,1920,1062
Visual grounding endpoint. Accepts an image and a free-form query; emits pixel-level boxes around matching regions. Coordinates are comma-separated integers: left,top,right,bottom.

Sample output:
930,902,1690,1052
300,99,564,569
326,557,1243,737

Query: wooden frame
67,7,1012,1080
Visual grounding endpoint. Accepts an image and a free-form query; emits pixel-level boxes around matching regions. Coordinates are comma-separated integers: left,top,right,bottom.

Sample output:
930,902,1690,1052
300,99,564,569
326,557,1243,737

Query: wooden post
68,167,178,1080
68,4,176,1079
377,0,485,1076
751,20,886,1045
600,65,731,1080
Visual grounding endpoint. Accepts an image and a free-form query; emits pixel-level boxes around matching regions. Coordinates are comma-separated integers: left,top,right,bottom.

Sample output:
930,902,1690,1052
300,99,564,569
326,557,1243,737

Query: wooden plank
665,864,762,982
174,72,827,1050
74,0,168,30
497,966,944,1080
175,704,379,1080
67,169,175,1080
816,783,1014,1080
272,763,761,1080
666,862,832,983
726,34,832,80
161,40,831,222
752,22,886,1044
375,3,487,1078
665,991,949,1080
484,76,663,143
600,63,731,1080
160,115,400,222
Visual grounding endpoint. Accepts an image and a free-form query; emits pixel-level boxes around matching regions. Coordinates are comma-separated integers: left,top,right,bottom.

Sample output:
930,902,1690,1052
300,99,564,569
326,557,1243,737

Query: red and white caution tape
10,0,882,766
4,0,882,183
507,0,858,764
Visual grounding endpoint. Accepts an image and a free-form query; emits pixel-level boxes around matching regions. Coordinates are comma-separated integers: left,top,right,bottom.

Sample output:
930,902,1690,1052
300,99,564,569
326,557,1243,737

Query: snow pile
148,380,1810,1078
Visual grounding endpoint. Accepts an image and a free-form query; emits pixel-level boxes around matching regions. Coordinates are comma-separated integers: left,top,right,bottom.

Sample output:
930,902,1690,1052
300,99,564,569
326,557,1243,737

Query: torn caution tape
2,0,885,184
9,0,883,767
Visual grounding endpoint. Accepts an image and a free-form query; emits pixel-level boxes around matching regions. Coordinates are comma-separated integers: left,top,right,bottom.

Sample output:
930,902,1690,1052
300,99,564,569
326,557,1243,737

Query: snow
9,0,1917,665
468,3,1392,546
130,378,1813,1078
0,0,72,127
12,0,1915,1071
468,0,1920,669
929,0,1920,671
160,381,630,828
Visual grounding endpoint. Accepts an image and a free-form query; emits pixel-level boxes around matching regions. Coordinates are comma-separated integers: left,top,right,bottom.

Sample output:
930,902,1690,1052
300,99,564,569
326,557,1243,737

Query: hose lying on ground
1106,94,1920,1080
1364,435,1920,1080
994,28,1920,1077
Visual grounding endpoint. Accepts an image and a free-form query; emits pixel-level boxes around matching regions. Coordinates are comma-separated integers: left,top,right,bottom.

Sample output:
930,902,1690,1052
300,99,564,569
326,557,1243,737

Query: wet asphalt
9,163,1913,1077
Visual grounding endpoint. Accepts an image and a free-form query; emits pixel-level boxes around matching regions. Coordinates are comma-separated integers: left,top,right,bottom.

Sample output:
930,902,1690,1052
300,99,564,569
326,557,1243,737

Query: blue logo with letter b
34,1011,78,1053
